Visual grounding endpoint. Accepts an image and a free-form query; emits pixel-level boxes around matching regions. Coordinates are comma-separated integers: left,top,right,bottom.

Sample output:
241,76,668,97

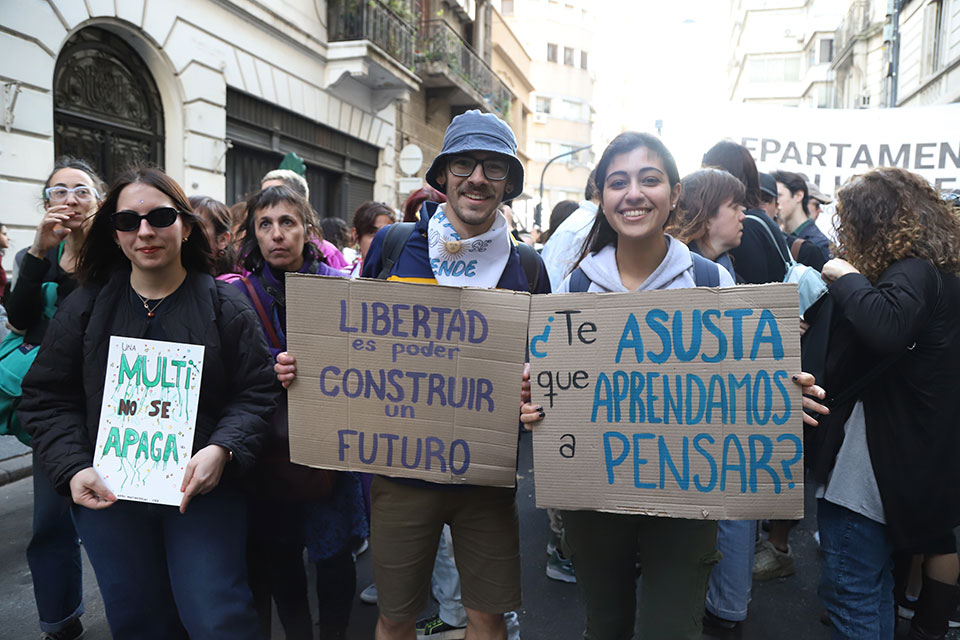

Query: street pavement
0,431,955,639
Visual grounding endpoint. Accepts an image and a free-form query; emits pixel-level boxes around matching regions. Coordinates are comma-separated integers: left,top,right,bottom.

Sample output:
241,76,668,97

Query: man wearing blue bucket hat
359,110,550,639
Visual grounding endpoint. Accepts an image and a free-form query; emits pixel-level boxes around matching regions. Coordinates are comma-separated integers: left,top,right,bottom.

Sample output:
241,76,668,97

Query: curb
0,453,32,487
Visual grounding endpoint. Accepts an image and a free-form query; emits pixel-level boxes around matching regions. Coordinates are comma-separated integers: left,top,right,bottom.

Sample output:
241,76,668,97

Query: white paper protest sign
92,337,204,506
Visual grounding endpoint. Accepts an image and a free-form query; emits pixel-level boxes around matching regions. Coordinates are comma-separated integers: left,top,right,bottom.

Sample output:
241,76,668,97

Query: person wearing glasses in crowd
6,157,104,640
274,110,550,640
19,167,278,639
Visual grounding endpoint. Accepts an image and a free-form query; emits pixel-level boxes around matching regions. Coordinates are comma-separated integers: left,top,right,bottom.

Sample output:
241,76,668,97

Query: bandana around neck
427,204,512,288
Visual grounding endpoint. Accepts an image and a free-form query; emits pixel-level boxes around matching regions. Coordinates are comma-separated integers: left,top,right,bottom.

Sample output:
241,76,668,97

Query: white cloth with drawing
427,204,511,288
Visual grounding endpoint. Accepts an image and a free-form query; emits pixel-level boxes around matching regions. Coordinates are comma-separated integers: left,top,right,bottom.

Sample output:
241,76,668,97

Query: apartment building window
922,0,944,76
580,50,588,70
557,99,581,120
535,142,551,158
747,55,801,83
501,0,514,14
819,38,834,64
536,96,552,113
547,43,558,62
816,85,835,108
564,46,575,66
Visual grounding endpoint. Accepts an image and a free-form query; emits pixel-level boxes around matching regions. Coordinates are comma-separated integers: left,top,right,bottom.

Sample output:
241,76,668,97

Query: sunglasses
111,207,181,232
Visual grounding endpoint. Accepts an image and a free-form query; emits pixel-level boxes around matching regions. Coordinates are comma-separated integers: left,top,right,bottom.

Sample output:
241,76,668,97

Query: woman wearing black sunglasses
18,167,278,639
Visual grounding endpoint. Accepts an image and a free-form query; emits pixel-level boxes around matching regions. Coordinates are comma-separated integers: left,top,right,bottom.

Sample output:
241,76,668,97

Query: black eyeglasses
111,207,181,232
447,155,510,181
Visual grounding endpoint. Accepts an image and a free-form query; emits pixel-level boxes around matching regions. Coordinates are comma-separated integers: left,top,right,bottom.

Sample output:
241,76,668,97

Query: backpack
566,251,721,292
0,281,59,445
745,215,827,316
377,221,543,293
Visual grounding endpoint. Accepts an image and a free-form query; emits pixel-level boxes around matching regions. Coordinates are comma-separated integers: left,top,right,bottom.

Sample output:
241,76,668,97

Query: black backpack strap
515,242,541,294
568,267,591,292
745,214,793,269
377,222,416,280
690,253,721,287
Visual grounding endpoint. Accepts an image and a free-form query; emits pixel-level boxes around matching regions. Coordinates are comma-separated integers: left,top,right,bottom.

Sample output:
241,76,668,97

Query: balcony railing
328,0,416,69
416,20,512,119
835,0,871,57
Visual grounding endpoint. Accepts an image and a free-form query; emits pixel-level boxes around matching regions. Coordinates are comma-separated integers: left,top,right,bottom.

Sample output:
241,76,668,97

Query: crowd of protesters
6,105,960,640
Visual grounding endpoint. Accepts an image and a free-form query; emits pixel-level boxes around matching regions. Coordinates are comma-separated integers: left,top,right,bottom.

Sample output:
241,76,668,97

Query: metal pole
889,0,902,107
536,143,592,228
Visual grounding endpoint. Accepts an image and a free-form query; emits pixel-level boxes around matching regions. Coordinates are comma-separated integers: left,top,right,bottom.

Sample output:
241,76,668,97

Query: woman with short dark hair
667,168,746,278
234,185,368,640
19,166,278,639
349,200,395,277
702,140,790,285
189,195,237,276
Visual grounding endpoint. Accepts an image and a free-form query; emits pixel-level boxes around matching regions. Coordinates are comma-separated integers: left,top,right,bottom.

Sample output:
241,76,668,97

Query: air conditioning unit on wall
533,112,549,124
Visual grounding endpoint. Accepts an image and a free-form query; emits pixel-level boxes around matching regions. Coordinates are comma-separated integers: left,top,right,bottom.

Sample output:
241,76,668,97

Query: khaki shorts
370,476,521,620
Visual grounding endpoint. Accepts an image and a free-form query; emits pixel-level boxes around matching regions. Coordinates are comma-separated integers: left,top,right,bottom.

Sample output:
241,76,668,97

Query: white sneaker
360,583,378,604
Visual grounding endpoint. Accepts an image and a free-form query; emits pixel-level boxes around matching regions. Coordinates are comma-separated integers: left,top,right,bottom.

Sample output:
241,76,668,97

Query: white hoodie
554,235,734,293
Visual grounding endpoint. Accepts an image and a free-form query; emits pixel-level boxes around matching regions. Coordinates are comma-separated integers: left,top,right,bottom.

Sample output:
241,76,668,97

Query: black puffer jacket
20,269,279,495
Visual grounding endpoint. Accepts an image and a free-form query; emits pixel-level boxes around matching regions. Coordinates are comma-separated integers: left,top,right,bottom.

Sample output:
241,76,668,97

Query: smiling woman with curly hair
834,167,960,282
815,166,960,639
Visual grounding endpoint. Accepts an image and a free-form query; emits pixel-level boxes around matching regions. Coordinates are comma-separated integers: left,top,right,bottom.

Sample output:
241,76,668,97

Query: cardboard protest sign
286,275,531,487
529,284,803,519
93,337,204,506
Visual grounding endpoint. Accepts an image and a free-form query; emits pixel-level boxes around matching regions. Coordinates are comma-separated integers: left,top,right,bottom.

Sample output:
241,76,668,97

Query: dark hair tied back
44,156,106,202
576,132,680,266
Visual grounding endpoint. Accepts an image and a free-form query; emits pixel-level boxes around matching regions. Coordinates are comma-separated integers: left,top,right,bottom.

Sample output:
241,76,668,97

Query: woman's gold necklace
134,290,167,318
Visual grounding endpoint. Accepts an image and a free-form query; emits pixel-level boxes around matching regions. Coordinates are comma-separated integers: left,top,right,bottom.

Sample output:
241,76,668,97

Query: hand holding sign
69,467,117,510
520,363,546,428
179,444,230,514
275,351,297,389
795,372,829,427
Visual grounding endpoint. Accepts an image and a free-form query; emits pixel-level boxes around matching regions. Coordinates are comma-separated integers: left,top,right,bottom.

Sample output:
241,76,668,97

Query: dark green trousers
562,510,720,640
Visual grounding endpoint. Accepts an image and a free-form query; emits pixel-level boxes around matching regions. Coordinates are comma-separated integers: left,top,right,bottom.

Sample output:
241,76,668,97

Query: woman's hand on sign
69,467,116,510
179,444,229,514
521,362,532,404
792,372,829,427
821,258,859,285
519,363,546,428
275,351,297,389
520,402,546,430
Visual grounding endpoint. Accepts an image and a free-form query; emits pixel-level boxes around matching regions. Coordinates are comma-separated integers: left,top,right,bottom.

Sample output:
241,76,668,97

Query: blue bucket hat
425,109,524,202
